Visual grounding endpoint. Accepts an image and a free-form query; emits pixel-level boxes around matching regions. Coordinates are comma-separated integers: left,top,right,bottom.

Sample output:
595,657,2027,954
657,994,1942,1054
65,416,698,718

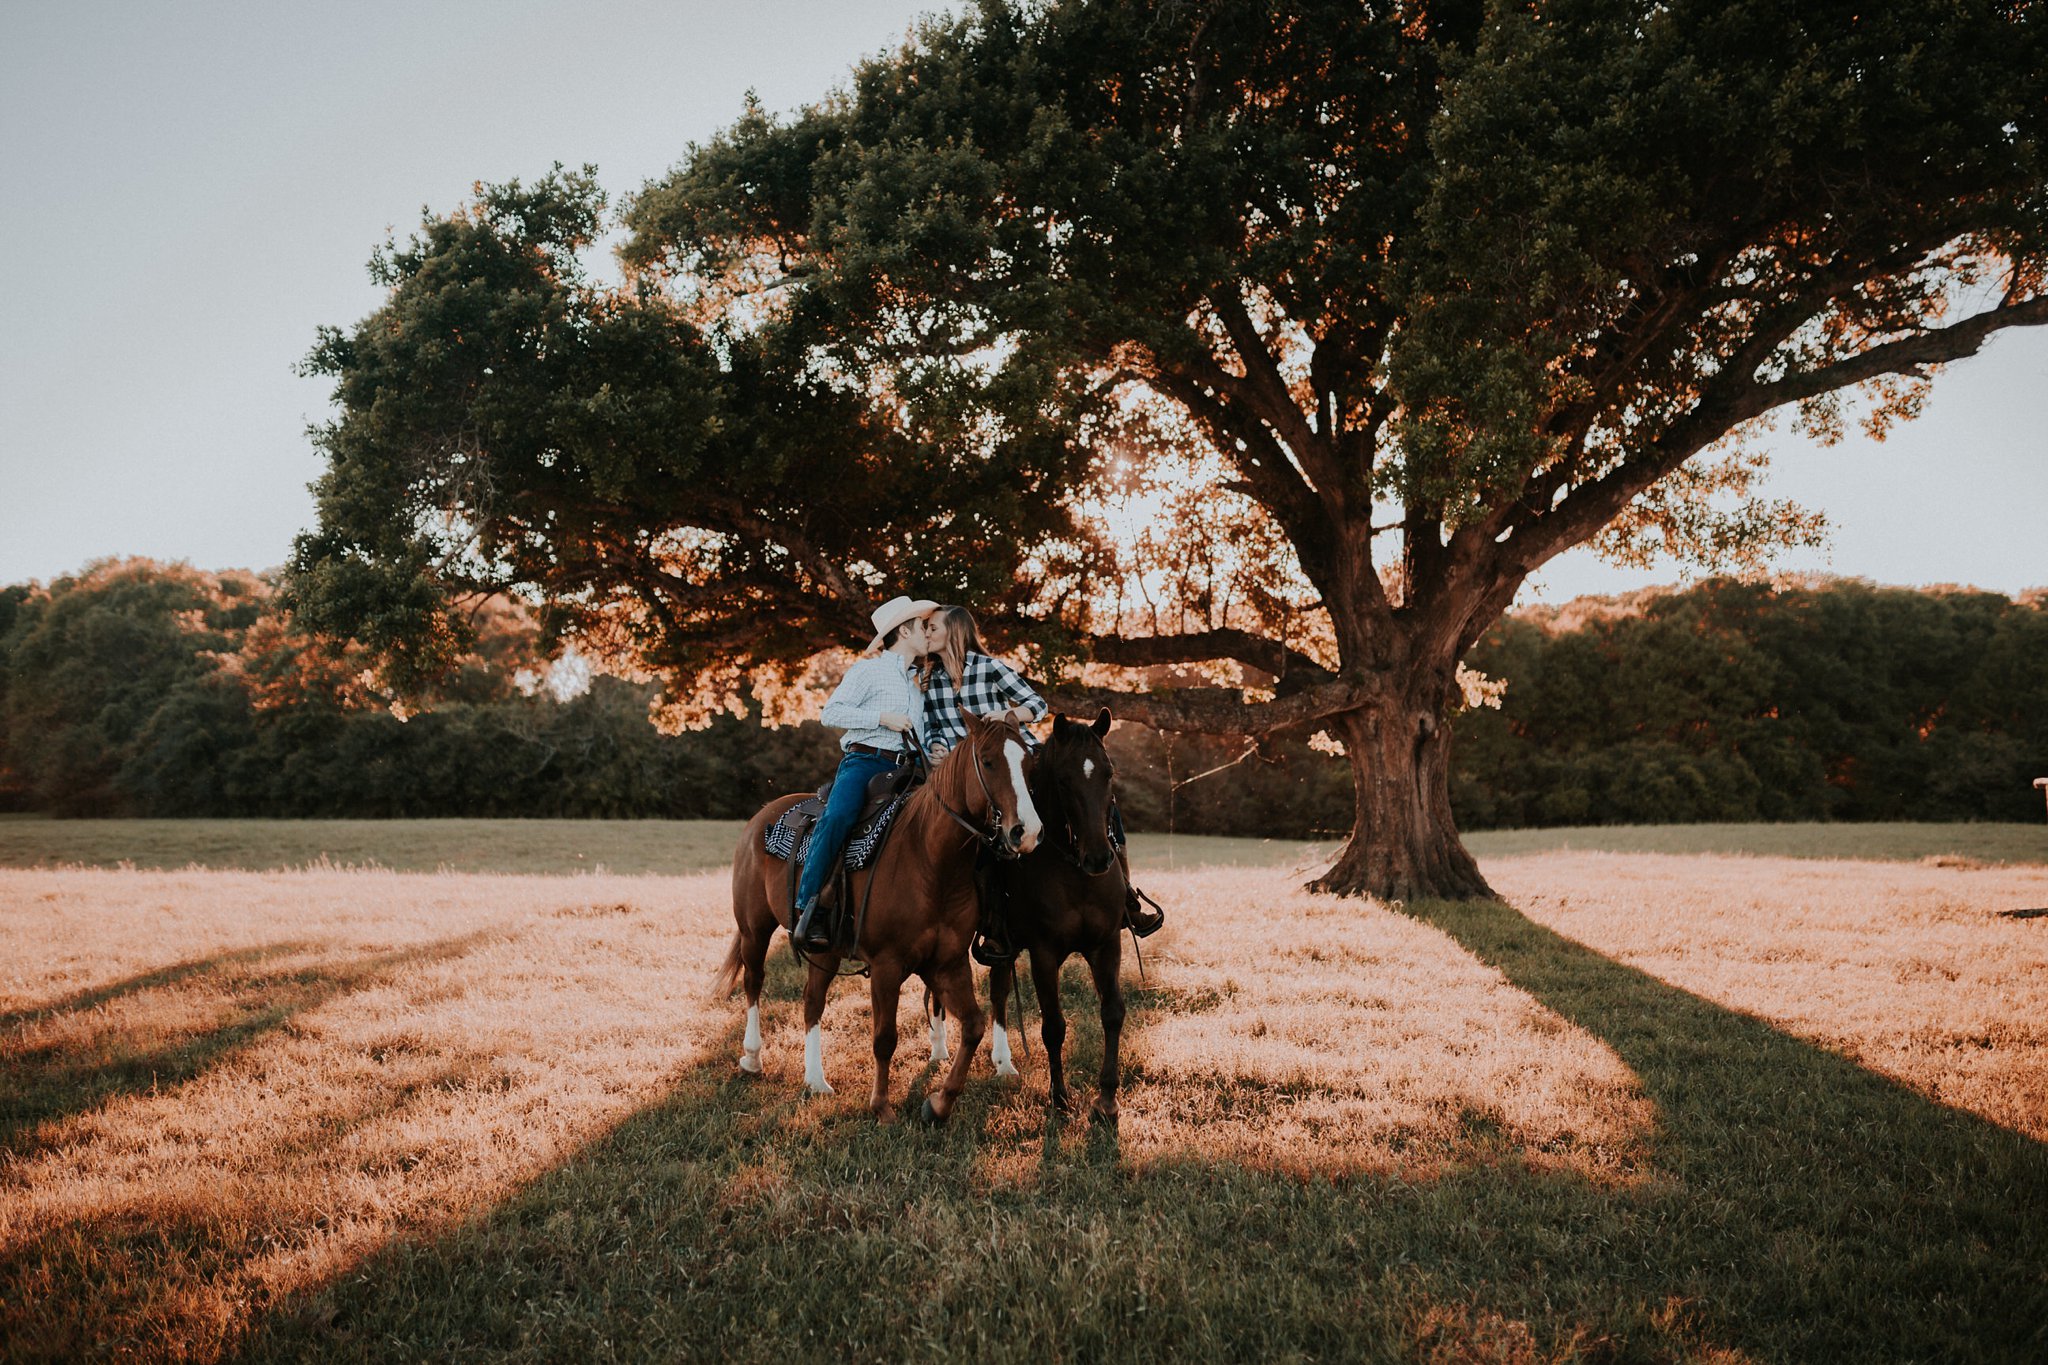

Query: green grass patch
1464,820,2048,865
0,815,2041,876
0,816,750,876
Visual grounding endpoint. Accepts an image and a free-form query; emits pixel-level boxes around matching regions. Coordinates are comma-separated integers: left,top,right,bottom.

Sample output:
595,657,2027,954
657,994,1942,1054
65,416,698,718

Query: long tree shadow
216,912,2047,1362
1402,895,2048,1362
1,933,498,1155
0,942,317,1031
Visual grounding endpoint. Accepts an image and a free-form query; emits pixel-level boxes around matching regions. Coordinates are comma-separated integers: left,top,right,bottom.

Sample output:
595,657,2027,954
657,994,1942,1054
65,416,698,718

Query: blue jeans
796,750,899,907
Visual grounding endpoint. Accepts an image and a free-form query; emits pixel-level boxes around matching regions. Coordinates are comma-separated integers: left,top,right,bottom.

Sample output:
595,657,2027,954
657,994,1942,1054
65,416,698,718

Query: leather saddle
765,760,922,916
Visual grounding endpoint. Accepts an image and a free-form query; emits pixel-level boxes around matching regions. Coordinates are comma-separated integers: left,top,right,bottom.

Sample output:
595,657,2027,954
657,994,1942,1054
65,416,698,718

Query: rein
1033,754,1113,874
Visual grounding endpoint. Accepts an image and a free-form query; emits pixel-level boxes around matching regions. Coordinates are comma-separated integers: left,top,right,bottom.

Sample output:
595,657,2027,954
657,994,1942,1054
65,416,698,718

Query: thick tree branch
1506,234,1985,537
690,494,871,625
1149,367,1331,569
1209,287,1348,510
1754,294,2048,407
1040,677,1370,736
1504,295,2048,576
1080,627,1336,683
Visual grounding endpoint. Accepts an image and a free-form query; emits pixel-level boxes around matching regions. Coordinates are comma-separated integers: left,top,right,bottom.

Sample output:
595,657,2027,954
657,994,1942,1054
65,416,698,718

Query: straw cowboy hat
865,595,939,653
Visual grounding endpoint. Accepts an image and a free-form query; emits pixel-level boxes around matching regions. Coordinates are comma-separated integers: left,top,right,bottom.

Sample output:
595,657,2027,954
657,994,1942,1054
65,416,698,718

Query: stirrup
1124,887,1165,938
792,898,832,952
970,926,1017,967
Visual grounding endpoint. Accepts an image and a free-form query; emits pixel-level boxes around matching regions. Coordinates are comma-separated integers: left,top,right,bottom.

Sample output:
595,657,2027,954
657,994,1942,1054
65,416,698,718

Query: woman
921,606,1162,956
791,595,938,951
921,605,1049,758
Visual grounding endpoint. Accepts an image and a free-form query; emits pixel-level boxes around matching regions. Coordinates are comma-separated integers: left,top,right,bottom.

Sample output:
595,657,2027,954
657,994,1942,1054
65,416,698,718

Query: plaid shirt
922,651,1048,753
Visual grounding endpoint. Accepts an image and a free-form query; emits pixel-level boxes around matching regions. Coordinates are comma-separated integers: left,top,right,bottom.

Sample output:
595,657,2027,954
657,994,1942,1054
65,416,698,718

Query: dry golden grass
1487,852,2048,1143
3,853,2044,1360
2,869,727,1359
1090,869,1655,1182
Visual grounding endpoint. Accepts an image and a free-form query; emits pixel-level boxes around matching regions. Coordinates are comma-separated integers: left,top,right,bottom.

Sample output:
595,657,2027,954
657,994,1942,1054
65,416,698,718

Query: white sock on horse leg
804,1024,833,1095
991,1021,1018,1077
929,1011,949,1064
740,1004,763,1073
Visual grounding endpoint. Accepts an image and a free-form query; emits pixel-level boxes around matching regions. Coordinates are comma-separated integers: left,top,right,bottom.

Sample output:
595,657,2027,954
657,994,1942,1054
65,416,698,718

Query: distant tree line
0,560,842,821
1453,577,2048,826
1,560,2042,829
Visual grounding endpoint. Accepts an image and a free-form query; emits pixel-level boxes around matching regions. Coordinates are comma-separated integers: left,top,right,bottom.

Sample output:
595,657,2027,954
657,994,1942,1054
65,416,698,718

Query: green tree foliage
287,166,1087,712
1453,580,2048,826
1,563,2043,828
0,560,842,820
1,561,261,814
287,0,2047,897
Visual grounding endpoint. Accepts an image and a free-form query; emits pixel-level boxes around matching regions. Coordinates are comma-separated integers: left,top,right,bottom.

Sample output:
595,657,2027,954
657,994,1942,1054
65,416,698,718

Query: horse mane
909,716,1021,820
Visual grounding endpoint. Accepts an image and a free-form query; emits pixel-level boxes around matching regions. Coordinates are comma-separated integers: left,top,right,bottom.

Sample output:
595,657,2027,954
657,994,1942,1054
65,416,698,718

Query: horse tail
712,928,745,1000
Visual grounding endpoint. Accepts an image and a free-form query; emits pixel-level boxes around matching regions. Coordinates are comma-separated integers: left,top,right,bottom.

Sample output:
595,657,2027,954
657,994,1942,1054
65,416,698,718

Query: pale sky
3,0,2043,605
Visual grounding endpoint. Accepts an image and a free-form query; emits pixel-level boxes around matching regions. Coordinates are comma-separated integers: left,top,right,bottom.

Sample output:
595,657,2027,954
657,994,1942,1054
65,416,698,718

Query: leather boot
1124,885,1164,937
970,915,1017,966
792,895,832,951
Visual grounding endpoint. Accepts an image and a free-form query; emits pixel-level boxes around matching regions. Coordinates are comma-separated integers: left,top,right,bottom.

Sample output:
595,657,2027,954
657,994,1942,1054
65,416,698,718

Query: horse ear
1091,706,1112,737
1052,713,1073,739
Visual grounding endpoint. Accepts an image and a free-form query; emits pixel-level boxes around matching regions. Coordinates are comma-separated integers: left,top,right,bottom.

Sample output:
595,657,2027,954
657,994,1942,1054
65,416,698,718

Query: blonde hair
931,605,984,689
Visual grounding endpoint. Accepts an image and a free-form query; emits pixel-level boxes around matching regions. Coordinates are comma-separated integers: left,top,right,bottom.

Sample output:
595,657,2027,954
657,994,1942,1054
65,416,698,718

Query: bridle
1040,745,1116,875
906,727,1024,859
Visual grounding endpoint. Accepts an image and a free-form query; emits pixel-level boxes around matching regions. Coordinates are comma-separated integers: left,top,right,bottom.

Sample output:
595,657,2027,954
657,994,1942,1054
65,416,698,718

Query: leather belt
846,742,901,758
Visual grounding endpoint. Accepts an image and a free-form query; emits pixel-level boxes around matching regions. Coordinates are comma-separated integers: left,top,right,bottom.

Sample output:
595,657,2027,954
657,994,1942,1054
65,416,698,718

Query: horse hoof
1091,1107,1120,1130
738,1053,762,1075
918,1096,945,1126
995,1059,1019,1079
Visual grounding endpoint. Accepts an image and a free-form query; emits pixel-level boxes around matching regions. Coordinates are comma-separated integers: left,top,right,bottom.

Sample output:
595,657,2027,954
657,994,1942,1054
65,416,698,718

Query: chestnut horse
986,709,1131,1126
718,712,1042,1122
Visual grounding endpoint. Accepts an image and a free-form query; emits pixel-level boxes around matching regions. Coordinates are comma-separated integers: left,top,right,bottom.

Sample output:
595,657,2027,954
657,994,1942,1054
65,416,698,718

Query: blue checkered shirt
922,651,1048,754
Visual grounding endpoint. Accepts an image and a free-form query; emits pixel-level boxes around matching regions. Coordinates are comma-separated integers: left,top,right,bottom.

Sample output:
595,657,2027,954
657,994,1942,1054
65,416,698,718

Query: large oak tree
291,0,2047,898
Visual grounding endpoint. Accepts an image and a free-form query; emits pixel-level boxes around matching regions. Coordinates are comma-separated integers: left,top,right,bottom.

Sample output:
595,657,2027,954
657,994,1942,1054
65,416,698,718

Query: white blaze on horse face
991,1021,1019,1078
739,1004,763,1074
803,1024,833,1095
1004,737,1041,851
1083,758,1095,781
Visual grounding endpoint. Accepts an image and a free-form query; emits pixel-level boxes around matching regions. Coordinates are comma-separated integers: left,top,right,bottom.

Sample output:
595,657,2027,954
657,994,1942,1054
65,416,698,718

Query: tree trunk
1309,693,1495,902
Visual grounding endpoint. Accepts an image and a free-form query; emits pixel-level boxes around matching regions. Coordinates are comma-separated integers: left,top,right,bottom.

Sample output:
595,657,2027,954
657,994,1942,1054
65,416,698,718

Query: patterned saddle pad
764,793,911,872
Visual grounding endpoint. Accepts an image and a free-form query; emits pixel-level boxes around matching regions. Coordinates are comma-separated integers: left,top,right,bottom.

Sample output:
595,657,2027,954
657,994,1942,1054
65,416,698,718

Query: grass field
1,814,2043,875
3,838,2045,1360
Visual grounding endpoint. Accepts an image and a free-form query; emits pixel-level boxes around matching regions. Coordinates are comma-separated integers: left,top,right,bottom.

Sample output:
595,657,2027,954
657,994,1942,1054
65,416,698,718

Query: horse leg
738,924,770,1074
920,958,986,1124
868,961,906,1120
1029,947,1072,1115
927,980,950,1066
987,959,1020,1078
801,958,835,1096
1085,939,1126,1126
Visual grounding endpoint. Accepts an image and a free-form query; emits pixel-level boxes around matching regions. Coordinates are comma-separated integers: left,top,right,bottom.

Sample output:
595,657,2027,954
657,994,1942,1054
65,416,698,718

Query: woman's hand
879,712,914,734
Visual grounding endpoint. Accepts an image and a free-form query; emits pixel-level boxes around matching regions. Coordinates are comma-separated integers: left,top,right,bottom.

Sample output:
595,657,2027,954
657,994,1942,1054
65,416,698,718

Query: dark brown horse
987,708,1131,1125
718,712,1042,1122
